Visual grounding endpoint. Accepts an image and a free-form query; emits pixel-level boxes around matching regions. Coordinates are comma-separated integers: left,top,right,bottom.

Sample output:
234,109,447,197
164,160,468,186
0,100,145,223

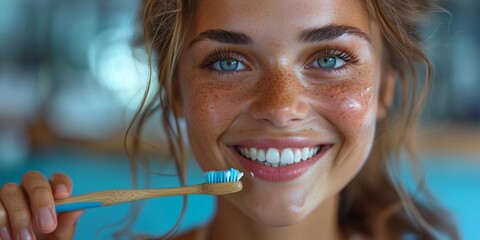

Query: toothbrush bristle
205,168,243,183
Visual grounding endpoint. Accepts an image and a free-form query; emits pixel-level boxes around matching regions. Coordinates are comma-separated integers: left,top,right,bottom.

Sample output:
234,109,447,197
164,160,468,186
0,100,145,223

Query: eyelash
307,47,359,73
199,49,248,75
199,47,359,75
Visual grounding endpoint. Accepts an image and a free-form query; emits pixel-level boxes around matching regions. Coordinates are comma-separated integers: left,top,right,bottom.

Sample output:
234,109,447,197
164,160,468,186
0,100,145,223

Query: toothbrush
55,168,243,213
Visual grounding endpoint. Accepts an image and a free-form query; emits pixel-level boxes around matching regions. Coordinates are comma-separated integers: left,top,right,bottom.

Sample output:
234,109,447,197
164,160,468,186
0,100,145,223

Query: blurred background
0,0,479,239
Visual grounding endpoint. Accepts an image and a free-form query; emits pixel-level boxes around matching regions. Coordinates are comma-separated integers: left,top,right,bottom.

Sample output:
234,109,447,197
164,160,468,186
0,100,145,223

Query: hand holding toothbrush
0,169,243,240
0,171,82,240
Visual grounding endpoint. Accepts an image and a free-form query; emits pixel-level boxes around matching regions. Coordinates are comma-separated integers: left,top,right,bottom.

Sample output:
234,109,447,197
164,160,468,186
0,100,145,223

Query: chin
233,181,322,227
250,209,308,227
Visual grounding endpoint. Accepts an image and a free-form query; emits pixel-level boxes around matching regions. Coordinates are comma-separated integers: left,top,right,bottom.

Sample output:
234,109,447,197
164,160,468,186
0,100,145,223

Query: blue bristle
205,168,243,183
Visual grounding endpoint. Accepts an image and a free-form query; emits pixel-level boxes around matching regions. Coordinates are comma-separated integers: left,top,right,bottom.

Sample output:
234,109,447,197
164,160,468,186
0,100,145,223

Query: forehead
190,0,373,40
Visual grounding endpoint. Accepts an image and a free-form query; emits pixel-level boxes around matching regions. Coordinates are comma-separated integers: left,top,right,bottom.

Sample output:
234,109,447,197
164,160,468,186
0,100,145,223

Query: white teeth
301,148,309,160
266,148,280,164
238,146,322,167
250,148,257,161
244,148,251,158
280,148,294,165
257,149,266,162
294,149,302,163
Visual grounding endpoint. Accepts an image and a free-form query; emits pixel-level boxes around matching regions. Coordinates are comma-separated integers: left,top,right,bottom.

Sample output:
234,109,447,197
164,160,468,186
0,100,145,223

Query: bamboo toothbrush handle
55,185,203,213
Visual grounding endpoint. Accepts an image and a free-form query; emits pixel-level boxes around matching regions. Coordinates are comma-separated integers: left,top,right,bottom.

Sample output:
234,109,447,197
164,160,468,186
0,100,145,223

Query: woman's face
177,0,387,226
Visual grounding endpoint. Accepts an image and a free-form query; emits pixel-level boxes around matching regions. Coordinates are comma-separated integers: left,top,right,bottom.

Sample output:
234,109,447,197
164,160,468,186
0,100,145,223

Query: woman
0,0,458,239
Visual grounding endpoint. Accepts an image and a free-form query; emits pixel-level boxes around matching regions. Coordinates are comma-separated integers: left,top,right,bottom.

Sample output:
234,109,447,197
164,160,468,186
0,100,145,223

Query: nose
249,69,310,127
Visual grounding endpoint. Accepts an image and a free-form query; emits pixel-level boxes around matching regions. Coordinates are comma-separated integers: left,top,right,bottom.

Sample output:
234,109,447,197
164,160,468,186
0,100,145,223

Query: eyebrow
189,24,371,48
300,24,371,43
189,29,253,48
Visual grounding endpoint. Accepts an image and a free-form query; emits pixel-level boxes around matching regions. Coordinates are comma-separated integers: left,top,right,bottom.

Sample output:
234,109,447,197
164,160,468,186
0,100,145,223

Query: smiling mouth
235,145,327,167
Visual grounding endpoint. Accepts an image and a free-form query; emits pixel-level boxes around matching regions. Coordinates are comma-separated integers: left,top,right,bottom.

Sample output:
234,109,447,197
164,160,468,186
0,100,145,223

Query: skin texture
176,0,392,239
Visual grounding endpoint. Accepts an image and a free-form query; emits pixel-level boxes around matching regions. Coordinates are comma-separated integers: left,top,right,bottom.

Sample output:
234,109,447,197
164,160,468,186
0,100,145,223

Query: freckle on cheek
188,86,210,128
187,81,238,139
311,71,375,126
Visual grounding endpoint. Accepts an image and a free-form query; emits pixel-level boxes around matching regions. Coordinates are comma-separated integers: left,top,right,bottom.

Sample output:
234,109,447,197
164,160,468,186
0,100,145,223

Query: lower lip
234,145,331,182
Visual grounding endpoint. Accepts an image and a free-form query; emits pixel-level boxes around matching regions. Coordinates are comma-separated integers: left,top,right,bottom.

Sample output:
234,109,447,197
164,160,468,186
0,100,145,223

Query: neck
206,195,344,240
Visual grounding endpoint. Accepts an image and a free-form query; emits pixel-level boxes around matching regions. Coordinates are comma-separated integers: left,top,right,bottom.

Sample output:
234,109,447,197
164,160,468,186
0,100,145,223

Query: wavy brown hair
123,0,459,239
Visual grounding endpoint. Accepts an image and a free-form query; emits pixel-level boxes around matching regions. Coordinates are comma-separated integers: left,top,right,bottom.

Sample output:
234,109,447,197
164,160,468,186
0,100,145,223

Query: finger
49,172,73,199
51,210,83,240
0,182,35,240
21,171,57,234
0,201,13,240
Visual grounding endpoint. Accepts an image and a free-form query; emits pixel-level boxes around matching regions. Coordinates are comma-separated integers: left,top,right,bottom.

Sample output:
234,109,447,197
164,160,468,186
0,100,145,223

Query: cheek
337,86,376,136
182,76,240,141
311,71,378,140
309,71,379,185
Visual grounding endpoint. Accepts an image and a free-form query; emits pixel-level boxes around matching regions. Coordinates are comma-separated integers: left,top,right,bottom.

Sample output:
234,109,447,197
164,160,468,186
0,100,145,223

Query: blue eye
213,59,246,72
313,56,345,69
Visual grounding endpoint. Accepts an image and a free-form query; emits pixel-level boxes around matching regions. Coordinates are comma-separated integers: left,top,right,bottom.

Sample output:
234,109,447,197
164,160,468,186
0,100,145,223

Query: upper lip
226,137,332,149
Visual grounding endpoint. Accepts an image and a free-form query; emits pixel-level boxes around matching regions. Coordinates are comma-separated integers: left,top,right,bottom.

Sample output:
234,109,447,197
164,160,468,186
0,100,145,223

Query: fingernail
18,228,33,240
55,183,70,198
37,207,55,230
55,184,68,196
0,226,11,240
